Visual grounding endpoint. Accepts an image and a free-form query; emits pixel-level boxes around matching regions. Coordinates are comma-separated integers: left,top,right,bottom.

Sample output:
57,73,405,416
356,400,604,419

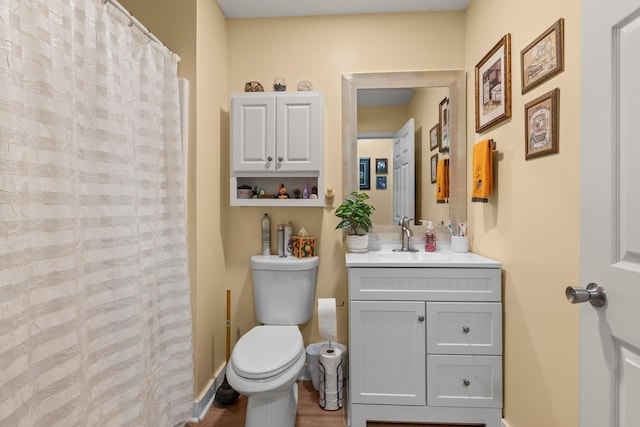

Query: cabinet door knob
267,156,273,162
277,156,284,162
418,315,425,322
463,378,471,387
462,326,470,334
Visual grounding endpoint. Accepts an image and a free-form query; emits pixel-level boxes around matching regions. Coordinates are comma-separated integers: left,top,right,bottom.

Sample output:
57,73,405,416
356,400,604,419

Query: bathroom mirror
342,70,467,229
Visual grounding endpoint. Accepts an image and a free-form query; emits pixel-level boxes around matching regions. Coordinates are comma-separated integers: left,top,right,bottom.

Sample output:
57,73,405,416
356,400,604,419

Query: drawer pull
462,378,471,387
418,315,425,322
462,325,470,334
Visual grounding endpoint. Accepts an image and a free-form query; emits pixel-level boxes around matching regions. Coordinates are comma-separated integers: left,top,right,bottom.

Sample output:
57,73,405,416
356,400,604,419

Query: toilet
225,255,319,427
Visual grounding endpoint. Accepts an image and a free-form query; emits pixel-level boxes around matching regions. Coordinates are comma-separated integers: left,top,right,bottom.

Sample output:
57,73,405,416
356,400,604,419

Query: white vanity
346,249,502,427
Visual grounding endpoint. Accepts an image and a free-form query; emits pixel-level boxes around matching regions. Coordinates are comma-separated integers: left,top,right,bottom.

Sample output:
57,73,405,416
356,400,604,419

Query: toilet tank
250,255,319,325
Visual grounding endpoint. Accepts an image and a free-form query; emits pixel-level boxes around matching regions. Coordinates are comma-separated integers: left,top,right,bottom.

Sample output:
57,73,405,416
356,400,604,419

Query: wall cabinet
347,263,503,427
230,92,324,206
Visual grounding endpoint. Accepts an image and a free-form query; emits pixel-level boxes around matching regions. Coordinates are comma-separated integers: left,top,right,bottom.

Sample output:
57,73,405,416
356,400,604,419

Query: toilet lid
231,325,303,379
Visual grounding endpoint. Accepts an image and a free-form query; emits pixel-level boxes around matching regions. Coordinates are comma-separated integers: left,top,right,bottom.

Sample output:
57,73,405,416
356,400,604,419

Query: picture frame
375,158,388,174
438,98,450,152
525,88,559,160
376,175,387,190
359,157,370,190
521,18,564,94
430,153,438,184
475,34,512,133
429,124,439,151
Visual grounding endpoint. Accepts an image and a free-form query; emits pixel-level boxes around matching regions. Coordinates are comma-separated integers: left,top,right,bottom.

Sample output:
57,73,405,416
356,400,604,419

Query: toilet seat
231,325,304,380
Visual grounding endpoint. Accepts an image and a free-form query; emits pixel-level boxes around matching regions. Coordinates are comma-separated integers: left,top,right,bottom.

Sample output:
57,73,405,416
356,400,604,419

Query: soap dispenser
425,221,436,252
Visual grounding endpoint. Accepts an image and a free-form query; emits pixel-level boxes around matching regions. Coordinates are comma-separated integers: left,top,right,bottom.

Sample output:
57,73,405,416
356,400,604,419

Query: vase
346,234,369,253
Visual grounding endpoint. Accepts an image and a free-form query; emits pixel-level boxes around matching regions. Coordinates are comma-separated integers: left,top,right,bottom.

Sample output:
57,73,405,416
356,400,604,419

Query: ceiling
216,0,469,19
357,88,415,107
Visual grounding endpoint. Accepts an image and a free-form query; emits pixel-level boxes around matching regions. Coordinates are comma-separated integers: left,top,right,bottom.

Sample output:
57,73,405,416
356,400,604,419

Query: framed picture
430,153,438,184
429,124,439,151
521,18,564,94
475,34,512,133
375,158,388,174
359,157,370,190
439,98,450,152
376,176,387,190
525,88,559,160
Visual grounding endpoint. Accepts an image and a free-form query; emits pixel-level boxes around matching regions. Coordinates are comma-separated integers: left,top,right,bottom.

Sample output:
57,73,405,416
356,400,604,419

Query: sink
371,250,450,263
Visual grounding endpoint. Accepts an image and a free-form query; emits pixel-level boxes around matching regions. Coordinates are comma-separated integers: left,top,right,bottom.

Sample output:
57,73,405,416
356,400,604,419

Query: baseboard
187,365,226,422
502,419,511,427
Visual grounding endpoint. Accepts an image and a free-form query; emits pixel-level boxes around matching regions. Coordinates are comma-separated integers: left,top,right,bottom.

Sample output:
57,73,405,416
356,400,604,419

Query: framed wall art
475,34,512,133
375,158,388,174
376,175,387,190
430,153,438,184
439,98,450,152
521,18,564,94
429,124,439,151
359,157,370,190
525,88,559,160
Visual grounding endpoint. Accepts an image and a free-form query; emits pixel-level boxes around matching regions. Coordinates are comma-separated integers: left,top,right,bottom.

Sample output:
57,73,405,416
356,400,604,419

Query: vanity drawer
426,302,502,355
427,355,502,408
348,268,501,302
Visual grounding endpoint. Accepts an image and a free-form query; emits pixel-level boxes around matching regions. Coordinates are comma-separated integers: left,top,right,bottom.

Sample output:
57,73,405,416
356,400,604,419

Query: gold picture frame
521,19,564,94
525,88,559,160
475,34,512,133
429,124,439,151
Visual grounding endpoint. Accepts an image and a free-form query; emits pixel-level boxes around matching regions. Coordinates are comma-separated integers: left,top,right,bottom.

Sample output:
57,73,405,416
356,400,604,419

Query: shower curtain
0,1,194,426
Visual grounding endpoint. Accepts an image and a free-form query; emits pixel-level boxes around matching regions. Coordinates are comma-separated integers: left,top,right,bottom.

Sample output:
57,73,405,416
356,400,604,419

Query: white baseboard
187,365,227,422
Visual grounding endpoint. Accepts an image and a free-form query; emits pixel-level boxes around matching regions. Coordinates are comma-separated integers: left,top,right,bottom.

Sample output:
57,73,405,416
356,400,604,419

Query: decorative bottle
283,220,293,257
425,221,437,252
262,214,271,256
303,184,309,199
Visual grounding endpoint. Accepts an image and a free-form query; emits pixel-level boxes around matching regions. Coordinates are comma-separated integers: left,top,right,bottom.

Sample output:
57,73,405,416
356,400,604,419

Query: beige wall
356,138,394,224
465,0,580,426
226,11,467,362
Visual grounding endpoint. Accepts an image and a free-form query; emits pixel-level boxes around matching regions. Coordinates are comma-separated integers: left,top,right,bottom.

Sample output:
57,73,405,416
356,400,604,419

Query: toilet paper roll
318,346,344,410
318,298,337,342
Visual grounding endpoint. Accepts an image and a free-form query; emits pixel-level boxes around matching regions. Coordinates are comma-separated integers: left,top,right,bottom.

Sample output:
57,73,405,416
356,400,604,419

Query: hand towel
436,158,449,204
472,139,493,202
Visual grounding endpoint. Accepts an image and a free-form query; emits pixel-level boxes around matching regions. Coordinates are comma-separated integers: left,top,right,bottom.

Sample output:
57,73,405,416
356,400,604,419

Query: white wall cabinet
230,92,324,206
347,263,503,427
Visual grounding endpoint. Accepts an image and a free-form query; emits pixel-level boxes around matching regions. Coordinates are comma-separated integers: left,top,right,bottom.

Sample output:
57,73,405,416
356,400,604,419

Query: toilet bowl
225,325,305,427
225,255,319,427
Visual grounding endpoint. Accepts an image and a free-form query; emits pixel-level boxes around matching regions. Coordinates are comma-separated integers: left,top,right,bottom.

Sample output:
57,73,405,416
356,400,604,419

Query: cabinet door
350,300,426,406
275,94,322,171
231,95,276,172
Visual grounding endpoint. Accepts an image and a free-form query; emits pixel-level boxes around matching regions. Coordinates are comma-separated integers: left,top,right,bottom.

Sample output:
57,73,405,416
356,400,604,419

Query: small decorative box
290,236,315,258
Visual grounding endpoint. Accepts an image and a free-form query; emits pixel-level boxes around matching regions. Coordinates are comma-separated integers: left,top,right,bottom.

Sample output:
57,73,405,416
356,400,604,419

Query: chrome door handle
565,283,606,308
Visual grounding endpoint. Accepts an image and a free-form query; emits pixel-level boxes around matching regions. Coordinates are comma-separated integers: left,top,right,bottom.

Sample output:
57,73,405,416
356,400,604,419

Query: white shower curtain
0,1,194,426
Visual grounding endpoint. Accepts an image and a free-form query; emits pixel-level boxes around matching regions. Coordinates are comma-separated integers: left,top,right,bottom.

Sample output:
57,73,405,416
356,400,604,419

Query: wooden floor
186,381,479,427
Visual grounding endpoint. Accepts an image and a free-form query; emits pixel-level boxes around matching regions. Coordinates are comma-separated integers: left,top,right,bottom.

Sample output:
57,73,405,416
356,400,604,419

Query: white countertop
345,248,501,268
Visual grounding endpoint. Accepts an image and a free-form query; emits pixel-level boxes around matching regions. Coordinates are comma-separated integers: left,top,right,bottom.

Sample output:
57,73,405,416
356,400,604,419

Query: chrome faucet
393,216,419,252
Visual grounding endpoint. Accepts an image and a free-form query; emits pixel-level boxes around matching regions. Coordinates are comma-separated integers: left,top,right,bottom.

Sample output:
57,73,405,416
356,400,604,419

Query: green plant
334,191,375,235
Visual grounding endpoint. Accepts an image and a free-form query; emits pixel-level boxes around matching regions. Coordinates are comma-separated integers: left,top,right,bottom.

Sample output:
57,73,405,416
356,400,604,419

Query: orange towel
436,158,449,204
472,139,493,202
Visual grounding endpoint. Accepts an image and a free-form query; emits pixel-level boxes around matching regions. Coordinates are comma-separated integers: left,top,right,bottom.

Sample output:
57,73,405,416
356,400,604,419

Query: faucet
393,216,419,252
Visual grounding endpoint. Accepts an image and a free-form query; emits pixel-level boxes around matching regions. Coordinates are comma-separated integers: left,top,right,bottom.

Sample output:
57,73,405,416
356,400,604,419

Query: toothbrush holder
451,236,469,253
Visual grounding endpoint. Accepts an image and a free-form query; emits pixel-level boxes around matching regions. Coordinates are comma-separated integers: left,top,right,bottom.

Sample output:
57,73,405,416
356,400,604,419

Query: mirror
342,70,467,229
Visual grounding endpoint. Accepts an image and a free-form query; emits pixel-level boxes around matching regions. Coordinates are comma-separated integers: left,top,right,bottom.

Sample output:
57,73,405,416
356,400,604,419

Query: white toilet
226,255,319,427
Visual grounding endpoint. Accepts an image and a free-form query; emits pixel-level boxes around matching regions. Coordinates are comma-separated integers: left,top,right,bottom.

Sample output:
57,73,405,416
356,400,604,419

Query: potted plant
335,191,375,252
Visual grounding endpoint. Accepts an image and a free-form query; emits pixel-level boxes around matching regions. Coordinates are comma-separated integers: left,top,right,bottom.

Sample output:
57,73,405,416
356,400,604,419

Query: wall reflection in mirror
342,71,467,230
357,86,450,226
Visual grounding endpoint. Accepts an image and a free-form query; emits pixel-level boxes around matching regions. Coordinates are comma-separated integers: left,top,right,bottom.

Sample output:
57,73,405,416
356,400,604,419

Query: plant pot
346,234,369,253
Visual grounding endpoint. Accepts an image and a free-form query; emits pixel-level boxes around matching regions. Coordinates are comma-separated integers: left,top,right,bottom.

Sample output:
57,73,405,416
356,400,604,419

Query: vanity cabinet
230,92,324,206
347,260,503,427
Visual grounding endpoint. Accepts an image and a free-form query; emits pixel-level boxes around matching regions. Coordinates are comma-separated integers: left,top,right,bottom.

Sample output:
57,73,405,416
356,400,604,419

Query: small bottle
303,184,309,199
262,214,271,256
283,220,293,257
425,221,437,252
277,224,285,257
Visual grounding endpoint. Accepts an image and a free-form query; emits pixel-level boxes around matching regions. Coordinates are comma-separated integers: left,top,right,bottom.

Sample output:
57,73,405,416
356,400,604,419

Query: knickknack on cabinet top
230,91,324,207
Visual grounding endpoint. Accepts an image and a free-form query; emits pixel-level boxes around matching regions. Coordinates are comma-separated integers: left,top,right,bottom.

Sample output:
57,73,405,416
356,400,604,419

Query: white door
578,1,640,426
392,118,415,224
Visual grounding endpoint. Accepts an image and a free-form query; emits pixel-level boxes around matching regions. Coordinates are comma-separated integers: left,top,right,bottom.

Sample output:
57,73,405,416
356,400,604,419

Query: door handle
565,282,606,308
